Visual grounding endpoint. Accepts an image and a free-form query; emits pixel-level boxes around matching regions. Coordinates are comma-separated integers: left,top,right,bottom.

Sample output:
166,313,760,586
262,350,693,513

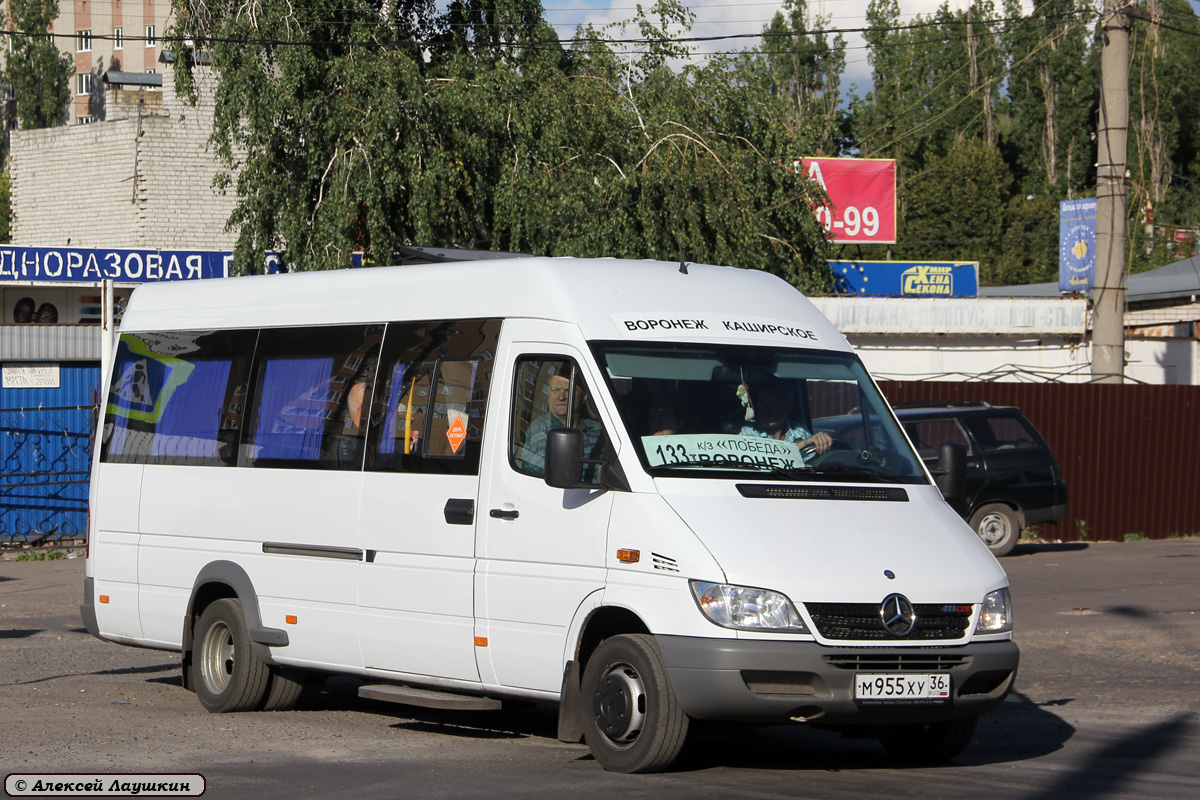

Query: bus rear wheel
194,598,271,713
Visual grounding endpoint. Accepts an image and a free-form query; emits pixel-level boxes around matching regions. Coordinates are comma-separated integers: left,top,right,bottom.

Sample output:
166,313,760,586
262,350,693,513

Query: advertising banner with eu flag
1059,199,1096,292
829,261,979,296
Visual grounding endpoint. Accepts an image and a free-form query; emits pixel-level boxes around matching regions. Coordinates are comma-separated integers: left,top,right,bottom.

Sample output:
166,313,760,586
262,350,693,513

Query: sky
526,1,1183,96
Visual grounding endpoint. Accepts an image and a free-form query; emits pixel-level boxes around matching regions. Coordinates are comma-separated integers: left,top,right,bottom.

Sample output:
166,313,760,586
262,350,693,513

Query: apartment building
5,0,173,125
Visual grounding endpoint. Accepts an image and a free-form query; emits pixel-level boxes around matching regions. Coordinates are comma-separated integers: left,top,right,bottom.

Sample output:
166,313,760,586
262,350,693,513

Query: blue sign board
829,260,978,297
1059,199,1096,292
0,246,237,283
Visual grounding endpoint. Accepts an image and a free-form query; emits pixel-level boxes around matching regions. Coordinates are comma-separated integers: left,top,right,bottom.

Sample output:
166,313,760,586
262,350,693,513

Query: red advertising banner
795,158,896,244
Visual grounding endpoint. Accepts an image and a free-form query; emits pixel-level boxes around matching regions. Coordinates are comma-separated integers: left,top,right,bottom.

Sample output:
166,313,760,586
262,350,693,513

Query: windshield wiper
647,459,754,471
799,464,889,482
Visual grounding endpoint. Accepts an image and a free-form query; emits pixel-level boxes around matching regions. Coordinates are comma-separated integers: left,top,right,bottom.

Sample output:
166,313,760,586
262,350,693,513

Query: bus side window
365,318,500,476
101,329,256,467
240,325,383,469
509,357,606,483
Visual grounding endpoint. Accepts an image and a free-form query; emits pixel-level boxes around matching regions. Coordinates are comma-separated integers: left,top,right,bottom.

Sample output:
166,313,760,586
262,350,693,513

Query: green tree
170,0,832,288
1000,0,1095,198
0,169,11,243
3,0,73,129
759,0,847,152
1126,0,1200,271
891,138,1012,279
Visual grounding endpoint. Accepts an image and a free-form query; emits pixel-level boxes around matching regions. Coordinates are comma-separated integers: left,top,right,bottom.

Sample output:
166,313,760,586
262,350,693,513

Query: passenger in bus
337,357,377,469
647,404,683,436
740,380,832,455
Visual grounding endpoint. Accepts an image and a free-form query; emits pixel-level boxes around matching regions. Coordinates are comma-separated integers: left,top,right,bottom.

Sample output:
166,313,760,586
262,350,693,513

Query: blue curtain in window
152,360,232,458
252,357,333,461
379,364,407,455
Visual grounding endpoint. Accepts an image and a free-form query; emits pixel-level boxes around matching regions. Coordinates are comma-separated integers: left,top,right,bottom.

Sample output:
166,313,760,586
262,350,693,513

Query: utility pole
1092,0,1131,383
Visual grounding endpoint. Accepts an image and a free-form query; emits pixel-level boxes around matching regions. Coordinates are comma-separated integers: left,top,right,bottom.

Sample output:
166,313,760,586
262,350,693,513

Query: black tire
969,503,1020,557
580,634,689,773
261,667,307,711
878,715,979,761
193,598,271,713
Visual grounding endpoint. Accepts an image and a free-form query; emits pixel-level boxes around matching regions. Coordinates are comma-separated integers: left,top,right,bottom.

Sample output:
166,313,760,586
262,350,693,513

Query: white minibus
83,257,1017,773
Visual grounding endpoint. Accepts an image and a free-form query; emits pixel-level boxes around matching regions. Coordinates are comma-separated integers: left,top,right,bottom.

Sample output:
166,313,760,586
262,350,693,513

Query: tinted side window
510,357,606,483
964,415,1040,453
242,325,383,469
101,330,256,466
903,418,972,460
366,319,500,475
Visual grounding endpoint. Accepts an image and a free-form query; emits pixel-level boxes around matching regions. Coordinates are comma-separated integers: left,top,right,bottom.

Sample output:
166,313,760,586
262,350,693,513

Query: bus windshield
591,341,926,484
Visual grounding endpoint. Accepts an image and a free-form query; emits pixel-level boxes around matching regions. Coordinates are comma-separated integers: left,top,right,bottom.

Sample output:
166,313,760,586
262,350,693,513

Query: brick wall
1126,301,1200,327
10,66,238,251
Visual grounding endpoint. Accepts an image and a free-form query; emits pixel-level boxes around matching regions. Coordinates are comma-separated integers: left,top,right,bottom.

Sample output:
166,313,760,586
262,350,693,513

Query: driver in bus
740,379,832,455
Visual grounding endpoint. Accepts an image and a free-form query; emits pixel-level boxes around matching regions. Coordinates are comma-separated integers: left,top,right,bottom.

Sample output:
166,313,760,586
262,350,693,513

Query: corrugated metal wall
0,364,99,543
879,381,1200,542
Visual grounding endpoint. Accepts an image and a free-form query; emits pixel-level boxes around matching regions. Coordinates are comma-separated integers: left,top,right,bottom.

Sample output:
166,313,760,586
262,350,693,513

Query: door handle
489,508,519,520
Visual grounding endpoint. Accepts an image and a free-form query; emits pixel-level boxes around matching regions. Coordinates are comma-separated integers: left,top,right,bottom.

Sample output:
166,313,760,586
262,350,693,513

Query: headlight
977,588,1013,633
689,581,808,632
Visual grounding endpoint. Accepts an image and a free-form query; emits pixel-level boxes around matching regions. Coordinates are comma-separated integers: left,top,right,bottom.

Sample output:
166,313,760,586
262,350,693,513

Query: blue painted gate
0,364,99,543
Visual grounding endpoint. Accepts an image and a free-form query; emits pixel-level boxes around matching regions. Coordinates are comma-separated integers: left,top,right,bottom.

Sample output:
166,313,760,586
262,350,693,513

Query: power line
0,8,1092,50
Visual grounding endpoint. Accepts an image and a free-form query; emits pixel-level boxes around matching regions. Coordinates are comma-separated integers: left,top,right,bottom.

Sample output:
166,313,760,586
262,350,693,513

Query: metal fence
879,380,1200,543
0,403,96,544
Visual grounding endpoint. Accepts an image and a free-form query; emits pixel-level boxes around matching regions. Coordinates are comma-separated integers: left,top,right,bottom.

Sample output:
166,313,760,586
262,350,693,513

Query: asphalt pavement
1,539,1197,799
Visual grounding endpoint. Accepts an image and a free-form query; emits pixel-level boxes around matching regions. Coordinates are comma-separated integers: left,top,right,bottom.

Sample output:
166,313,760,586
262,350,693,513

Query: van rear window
101,329,256,466
965,416,1041,453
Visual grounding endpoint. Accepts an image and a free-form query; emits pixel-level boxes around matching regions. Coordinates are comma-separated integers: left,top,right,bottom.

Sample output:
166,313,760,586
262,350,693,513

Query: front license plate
854,673,951,702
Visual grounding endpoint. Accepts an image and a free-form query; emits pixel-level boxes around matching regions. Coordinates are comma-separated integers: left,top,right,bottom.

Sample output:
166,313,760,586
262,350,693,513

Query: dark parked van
888,403,1068,556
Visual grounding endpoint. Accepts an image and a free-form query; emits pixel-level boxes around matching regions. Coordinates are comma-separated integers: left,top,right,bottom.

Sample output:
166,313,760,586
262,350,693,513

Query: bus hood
659,482,1009,605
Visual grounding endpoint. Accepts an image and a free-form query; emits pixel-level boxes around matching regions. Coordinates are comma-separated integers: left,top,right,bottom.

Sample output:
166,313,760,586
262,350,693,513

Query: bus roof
118,256,850,351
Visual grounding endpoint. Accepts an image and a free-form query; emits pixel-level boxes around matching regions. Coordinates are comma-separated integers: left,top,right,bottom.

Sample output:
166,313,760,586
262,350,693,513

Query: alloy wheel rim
200,620,235,695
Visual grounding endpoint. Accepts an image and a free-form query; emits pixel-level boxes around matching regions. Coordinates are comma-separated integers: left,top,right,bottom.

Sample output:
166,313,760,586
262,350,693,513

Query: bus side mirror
934,442,967,502
545,428,586,489
544,428,628,492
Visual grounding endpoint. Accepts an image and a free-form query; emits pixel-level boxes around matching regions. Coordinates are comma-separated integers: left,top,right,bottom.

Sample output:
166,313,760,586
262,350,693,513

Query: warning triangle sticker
446,413,468,454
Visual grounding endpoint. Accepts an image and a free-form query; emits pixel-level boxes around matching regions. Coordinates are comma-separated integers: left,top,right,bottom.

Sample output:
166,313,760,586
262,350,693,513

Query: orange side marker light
285,615,298,625
616,549,640,564
474,636,488,647
99,595,110,604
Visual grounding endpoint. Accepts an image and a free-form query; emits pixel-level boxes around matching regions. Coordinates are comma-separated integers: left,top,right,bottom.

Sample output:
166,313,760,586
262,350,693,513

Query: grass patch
14,550,67,561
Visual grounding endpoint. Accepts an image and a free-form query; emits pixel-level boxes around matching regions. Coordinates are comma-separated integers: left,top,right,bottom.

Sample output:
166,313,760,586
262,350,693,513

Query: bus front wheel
580,634,689,773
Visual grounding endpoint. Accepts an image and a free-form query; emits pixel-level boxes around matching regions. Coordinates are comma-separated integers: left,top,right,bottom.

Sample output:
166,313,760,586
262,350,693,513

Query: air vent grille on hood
736,484,909,502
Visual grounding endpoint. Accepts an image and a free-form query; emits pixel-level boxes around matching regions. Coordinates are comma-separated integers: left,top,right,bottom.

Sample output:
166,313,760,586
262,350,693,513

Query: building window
145,25,156,46
77,116,94,125
114,27,123,49
77,30,92,52
76,73,93,96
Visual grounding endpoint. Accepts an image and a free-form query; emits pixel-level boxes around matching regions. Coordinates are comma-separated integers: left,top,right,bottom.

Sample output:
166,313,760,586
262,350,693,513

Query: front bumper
656,635,1018,726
